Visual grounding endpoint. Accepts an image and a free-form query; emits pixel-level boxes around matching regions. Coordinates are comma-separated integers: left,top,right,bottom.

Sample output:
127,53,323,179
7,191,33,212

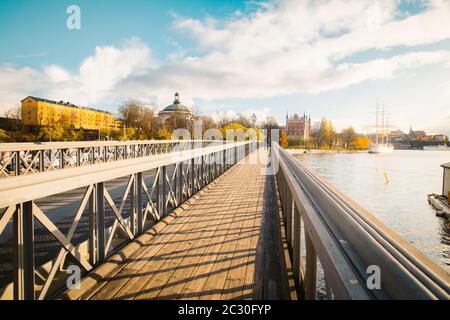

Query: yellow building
21,96,121,130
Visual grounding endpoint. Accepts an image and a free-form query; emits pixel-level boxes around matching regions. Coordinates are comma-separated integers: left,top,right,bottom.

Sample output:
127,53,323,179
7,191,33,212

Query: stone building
158,92,193,124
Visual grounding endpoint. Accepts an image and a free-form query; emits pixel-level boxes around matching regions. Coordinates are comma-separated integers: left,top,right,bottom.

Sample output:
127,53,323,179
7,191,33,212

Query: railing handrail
0,141,251,209
273,142,450,300
0,139,258,300
0,139,219,152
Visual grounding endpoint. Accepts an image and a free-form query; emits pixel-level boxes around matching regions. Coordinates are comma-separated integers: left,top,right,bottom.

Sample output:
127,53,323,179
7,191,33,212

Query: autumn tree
310,117,333,149
221,123,247,141
0,129,9,142
280,129,288,148
351,136,370,149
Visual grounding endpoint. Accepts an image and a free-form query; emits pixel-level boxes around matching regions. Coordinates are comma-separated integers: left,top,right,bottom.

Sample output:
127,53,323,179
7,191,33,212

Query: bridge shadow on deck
62,152,295,300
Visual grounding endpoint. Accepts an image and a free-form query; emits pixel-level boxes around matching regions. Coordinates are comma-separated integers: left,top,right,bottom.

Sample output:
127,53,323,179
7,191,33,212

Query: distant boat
369,101,394,154
423,145,450,151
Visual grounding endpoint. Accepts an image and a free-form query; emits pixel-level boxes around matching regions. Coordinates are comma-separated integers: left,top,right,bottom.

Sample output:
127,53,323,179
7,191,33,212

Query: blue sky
1,0,450,135
0,0,254,69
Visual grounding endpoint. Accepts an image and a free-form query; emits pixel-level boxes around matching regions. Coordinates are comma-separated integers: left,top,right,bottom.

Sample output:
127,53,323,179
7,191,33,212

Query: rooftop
21,96,113,115
161,92,191,113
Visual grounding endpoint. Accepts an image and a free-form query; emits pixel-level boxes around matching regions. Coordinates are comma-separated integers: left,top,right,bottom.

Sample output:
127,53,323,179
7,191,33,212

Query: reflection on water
295,150,450,272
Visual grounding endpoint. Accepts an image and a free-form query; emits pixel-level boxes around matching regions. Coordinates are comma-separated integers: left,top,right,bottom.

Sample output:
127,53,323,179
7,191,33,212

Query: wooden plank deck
65,150,295,300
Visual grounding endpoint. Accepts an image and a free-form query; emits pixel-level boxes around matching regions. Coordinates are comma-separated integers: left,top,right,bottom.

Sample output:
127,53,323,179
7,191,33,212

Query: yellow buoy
383,171,389,184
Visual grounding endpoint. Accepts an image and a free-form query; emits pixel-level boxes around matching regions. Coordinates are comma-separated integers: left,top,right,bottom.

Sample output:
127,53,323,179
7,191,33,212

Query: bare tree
3,106,21,119
118,100,161,138
340,126,358,149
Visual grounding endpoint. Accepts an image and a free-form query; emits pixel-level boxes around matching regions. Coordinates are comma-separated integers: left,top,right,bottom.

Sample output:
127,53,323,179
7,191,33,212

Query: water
294,150,450,272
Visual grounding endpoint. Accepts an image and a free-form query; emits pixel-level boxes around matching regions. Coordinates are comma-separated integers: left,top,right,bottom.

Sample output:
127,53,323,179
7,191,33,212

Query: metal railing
273,143,450,300
0,140,217,178
0,140,258,300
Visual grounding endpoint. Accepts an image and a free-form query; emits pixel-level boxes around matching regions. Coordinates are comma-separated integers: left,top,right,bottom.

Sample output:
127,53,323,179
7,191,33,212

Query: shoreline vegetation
287,148,368,154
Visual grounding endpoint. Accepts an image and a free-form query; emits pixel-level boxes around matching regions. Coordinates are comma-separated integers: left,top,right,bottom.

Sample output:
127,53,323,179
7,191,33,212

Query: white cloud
1,0,450,114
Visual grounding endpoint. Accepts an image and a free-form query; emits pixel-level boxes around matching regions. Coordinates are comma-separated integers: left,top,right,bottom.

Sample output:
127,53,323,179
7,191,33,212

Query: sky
1,0,450,135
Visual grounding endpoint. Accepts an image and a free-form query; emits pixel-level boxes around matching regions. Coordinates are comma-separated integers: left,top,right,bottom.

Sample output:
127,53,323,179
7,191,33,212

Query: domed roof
162,92,191,112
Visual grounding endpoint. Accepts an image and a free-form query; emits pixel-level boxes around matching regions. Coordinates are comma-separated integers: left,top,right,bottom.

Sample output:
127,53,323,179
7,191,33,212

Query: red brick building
286,112,311,140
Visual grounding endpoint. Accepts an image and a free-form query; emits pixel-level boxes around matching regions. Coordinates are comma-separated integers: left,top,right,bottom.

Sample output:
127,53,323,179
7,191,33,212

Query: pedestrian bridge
0,140,449,300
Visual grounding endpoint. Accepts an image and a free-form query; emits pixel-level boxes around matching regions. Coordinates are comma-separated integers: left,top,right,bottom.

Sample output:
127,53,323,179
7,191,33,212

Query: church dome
162,92,191,112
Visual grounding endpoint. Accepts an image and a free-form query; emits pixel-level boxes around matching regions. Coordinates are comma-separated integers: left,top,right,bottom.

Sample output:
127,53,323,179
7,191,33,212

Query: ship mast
381,103,385,145
376,99,379,145
386,114,389,144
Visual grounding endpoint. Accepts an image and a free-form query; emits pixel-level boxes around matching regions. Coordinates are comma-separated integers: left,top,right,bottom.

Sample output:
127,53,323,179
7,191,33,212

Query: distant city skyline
1,0,450,135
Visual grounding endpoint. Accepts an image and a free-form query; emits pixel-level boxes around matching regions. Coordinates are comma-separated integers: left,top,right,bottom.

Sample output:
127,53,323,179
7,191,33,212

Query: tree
235,113,253,128
118,100,142,129
340,126,358,149
3,106,21,119
319,117,333,149
351,136,370,149
0,129,9,142
38,126,65,141
118,100,161,138
221,123,247,141
155,129,172,140
199,115,218,132
261,116,279,130
280,129,288,148
310,117,332,149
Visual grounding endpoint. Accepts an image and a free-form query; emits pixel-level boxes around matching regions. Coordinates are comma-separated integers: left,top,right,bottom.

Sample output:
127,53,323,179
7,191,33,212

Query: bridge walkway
62,150,296,300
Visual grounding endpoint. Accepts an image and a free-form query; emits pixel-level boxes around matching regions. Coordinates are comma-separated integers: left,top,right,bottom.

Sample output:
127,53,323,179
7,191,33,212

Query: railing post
222,149,226,173
14,151,20,176
60,149,66,169
191,158,196,195
96,182,106,262
114,146,119,161
91,148,95,165
212,153,216,179
137,172,143,234
208,155,212,183
156,167,161,216
286,190,293,253
130,174,136,234
89,187,97,265
222,145,227,173
76,148,82,167
178,163,183,204
162,166,167,216
293,203,302,293
200,156,204,188
305,231,317,300
13,201,35,300
39,151,45,172
103,146,108,163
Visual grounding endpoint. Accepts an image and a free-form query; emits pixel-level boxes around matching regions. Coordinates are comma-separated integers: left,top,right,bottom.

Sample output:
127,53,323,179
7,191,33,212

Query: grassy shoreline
286,148,368,154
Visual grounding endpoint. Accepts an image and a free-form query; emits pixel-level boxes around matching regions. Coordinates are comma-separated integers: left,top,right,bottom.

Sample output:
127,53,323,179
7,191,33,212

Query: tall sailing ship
369,101,394,154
